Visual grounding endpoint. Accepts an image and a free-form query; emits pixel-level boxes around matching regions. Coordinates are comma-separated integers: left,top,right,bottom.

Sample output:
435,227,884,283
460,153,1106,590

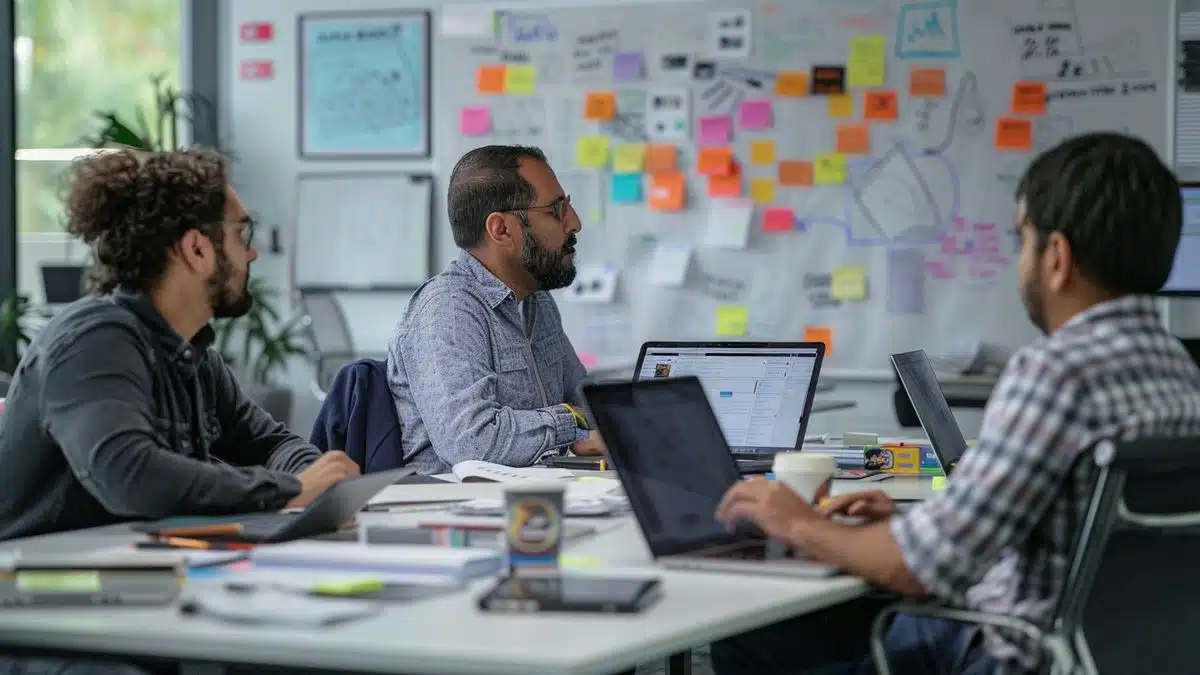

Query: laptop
41,264,86,305
631,341,825,474
132,467,414,543
582,376,837,578
889,350,969,476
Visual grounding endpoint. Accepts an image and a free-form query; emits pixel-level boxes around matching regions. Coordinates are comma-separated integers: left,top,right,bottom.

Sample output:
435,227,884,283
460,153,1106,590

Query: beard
208,244,253,319
520,228,577,291
1020,268,1049,335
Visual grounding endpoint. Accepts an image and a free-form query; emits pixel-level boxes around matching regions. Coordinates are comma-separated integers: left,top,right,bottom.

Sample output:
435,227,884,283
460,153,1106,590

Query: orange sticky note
863,91,898,121
836,124,870,154
909,68,946,97
828,94,854,118
1011,81,1047,115
477,65,505,94
584,91,617,121
775,70,809,97
708,171,742,197
778,160,813,187
995,117,1033,151
750,139,776,165
649,172,685,211
804,325,834,355
698,147,735,176
645,144,677,173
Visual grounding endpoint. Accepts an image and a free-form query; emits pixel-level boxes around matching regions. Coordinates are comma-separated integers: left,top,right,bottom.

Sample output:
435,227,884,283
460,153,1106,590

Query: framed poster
297,10,431,158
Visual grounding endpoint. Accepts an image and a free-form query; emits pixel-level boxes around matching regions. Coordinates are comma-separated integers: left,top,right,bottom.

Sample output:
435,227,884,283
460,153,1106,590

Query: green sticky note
16,571,101,593
931,476,947,491
560,555,602,569
311,578,385,596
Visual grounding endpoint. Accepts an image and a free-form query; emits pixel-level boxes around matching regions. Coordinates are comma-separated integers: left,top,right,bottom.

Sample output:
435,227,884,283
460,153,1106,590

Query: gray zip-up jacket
388,250,589,475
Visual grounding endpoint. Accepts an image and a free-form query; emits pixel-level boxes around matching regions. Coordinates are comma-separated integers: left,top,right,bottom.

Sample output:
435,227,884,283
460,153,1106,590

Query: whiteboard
292,172,434,290
434,0,1173,376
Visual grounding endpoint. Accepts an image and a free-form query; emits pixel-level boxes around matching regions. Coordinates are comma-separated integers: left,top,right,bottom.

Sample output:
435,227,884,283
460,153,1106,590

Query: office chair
296,290,357,401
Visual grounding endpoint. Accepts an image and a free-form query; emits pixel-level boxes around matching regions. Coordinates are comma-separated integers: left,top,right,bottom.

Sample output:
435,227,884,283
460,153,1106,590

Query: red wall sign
239,60,274,80
239,22,273,43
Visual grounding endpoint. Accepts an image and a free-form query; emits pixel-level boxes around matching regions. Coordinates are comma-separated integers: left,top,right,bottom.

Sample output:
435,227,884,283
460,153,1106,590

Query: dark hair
1015,132,1182,295
64,148,229,294
447,145,547,248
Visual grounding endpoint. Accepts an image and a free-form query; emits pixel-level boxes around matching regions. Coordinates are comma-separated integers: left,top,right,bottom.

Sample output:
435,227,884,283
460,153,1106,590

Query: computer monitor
631,341,824,454
1160,183,1200,295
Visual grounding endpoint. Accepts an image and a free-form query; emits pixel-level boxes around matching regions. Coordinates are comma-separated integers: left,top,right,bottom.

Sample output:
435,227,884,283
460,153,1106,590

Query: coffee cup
503,482,566,575
772,452,836,504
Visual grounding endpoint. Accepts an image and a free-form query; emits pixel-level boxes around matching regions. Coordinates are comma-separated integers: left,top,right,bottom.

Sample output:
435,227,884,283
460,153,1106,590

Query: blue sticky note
611,174,643,203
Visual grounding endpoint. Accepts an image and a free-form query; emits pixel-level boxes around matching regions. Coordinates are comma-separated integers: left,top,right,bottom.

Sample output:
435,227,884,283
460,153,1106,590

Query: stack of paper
251,541,504,582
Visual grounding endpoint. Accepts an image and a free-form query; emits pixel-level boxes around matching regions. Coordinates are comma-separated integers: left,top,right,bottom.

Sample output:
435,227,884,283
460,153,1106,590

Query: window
15,0,183,300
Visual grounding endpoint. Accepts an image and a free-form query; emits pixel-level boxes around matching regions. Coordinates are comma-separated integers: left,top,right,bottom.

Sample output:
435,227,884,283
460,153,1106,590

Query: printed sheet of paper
645,88,691,141
702,198,753,250
648,244,692,287
565,264,618,304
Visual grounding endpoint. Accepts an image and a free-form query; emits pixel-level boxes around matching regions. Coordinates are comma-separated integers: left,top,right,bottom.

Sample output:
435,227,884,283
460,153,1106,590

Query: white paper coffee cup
772,452,836,504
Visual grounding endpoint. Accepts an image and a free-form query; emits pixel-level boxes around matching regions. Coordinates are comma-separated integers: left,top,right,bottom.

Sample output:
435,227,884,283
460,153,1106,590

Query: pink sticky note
737,99,773,130
923,261,954,280
577,352,600,369
698,115,732,146
460,105,491,136
762,207,795,232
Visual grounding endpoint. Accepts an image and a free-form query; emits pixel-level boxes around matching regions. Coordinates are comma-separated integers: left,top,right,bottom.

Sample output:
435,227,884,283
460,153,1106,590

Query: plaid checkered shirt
891,295,1200,672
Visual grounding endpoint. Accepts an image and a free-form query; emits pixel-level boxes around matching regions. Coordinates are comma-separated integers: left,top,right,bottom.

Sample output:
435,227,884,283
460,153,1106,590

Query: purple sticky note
460,105,490,136
613,51,645,82
698,115,732,146
737,99,773,130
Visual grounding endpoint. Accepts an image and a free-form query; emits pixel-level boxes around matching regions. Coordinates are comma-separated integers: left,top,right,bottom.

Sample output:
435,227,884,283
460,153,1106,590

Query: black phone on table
478,574,662,614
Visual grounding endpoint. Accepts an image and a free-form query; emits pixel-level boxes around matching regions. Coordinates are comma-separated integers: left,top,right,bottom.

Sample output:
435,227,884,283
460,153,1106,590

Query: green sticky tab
311,579,385,596
931,476,947,491
16,571,101,593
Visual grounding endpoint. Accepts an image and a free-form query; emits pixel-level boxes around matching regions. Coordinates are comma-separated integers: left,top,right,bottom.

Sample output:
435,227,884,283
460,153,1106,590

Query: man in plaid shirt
711,133,1200,674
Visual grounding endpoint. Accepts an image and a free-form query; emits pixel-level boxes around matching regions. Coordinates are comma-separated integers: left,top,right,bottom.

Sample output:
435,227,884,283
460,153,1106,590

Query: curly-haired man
0,148,359,540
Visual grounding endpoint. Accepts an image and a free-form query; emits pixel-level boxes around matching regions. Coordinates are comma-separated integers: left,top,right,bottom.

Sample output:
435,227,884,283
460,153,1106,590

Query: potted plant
82,72,218,153
0,294,31,380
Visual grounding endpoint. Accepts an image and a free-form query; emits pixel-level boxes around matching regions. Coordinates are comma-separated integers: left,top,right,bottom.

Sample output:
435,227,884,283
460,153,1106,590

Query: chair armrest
869,602,1076,675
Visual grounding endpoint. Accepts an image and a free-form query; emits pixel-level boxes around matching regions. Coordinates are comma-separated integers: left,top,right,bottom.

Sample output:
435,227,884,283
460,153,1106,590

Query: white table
811,399,857,414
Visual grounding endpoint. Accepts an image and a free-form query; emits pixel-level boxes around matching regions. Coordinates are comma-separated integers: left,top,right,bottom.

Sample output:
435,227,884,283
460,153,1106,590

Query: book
250,541,504,581
449,460,575,483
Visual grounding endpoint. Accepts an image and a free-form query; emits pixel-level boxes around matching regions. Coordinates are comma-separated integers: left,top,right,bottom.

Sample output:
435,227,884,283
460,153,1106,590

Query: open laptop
890,349,968,476
582,376,837,578
132,467,414,543
632,342,825,473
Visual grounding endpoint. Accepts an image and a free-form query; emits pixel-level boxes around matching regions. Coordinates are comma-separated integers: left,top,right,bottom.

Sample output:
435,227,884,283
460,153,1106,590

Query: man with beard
388,145,601,474
707,133,1200,674
0,148,359,541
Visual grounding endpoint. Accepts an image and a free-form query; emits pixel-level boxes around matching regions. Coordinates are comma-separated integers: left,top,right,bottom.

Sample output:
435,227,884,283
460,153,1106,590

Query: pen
135,537,251,551
153,523,244,538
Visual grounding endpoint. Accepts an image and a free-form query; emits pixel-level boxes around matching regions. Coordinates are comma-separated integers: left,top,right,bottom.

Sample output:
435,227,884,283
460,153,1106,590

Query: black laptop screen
891,350,968,470
583,377,743,557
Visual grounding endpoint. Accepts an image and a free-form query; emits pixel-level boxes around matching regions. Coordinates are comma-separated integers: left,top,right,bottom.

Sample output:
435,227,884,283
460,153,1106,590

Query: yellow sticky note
828,94,854,118
750,177,775,204
612,143,646,173
504,65,536,94
813,153,848,185
830,266,868,300
715,306,749,336
931,476,947,491
749,139,776,165
561,555,603,569
575,135,610,167
847,35,886,87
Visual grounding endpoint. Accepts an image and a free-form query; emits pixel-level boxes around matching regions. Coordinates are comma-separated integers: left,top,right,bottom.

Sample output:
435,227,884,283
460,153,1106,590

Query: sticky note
459,105,490,136
778,160,813,187
847,35,886,87
561,554,603,569
649,172,685,211
909,68,946,97
828,94,854,118
836,124,870,154
1011,81,1047,115
645,144,677,173
995,117,1033,150
612,143,646,173
813,153,847,185
698,147,735,176
476,65,505,94
584,91,617,121
708,172,742,198
931,476,947,491
803,325,834,355
775,70,809,97
715,306,749,337
613,51,645,82
698,115,732,145
610,173,643,203
750,177,775,204
863,90,898,121
737,99,773,130
575,135,610,167
762,207,795,232
503,65,536,94
750,139,776,165
831,266,868,300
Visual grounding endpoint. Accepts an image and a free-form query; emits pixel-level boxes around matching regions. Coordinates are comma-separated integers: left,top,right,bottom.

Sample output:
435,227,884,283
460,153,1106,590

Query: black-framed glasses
233,217,256,247
501,195,573,222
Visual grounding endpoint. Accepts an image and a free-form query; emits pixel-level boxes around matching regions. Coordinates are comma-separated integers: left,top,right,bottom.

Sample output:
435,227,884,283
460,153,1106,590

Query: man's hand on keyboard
286,450,360,509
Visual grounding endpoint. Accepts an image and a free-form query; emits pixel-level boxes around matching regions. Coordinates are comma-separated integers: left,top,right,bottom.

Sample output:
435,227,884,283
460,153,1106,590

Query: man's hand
285,450,360,509
821,490,896,522
572,430,605,456
715,477,819,544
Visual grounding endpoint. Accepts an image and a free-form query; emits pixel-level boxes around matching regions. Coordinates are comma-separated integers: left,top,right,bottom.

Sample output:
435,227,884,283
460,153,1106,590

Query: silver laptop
890,349,968,476
581,376,837,578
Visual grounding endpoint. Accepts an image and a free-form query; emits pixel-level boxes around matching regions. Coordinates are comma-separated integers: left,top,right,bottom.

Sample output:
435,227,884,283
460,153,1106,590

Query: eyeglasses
233,218,256,248
502,195,573,223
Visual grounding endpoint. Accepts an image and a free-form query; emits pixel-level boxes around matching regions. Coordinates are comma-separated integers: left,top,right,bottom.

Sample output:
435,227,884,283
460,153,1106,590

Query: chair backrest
309,358,404,472
297,290,356,393
1056,436,1200,674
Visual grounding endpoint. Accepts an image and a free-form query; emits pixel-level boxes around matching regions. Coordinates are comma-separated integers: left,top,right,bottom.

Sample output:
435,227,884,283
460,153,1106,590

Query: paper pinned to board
703,198,753,250
648,244,692,287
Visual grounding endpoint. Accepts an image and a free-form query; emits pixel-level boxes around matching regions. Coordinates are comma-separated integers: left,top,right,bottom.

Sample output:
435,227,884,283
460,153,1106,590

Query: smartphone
478,574,662,614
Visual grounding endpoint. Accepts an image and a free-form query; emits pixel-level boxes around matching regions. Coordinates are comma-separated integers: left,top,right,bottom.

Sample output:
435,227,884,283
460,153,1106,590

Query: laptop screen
582,377,743,557
633,343,822,453
890,349,968,470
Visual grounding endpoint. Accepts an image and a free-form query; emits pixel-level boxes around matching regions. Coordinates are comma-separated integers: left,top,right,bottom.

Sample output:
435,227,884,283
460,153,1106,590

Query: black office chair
869,435,1200,674
297,290,358,401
